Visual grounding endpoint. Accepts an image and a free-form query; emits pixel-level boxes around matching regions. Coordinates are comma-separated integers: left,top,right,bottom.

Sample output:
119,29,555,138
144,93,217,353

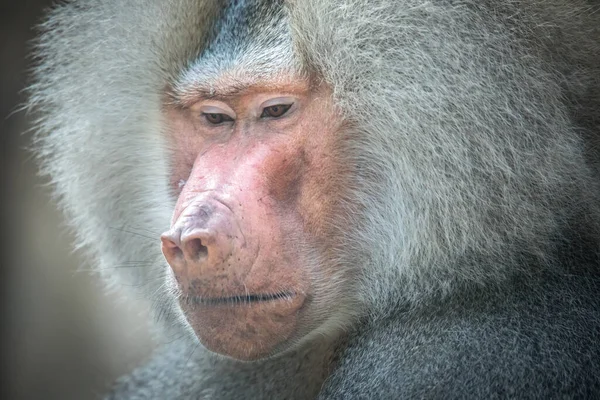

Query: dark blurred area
1,2,155,399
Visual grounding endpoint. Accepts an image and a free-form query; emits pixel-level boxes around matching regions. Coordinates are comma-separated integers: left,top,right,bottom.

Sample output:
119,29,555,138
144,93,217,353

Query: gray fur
179,0,300,90
29,0,600,398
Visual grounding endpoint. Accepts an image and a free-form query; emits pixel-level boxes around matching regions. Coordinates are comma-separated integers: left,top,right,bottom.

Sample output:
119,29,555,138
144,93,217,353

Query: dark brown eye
204,113,233,125
261,104,292,119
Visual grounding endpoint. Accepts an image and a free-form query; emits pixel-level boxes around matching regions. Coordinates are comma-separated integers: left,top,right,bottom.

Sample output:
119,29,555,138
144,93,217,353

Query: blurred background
1,1,156,399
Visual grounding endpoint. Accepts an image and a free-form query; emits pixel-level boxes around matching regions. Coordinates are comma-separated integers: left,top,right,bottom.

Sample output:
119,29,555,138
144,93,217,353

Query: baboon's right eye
203,113,233,125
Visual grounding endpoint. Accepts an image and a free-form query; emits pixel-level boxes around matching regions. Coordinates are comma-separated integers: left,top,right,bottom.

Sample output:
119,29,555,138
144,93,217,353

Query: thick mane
289,0,600,311
28,0,222,334
29,0,600,317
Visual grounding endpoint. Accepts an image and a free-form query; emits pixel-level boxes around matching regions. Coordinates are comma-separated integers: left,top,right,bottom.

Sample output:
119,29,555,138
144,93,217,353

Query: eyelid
198,105,236,119
260,97,296,109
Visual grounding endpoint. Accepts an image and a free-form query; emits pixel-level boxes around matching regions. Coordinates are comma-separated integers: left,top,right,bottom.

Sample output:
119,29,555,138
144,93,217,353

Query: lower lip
181,292,305,360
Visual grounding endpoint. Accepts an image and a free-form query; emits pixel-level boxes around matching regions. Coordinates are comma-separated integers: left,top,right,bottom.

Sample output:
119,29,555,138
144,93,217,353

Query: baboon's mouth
183,291,295,306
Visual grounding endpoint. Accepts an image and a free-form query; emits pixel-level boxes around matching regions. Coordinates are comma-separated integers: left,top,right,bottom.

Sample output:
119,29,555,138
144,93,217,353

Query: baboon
29,0,600,398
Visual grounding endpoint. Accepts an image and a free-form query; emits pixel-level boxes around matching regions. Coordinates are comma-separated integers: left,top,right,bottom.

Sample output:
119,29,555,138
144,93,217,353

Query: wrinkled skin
161,77,346,360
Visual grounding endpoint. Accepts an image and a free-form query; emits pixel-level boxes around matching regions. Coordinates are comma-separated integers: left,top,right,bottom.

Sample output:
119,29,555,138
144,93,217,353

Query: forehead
174,0,301,101
173,73,311,108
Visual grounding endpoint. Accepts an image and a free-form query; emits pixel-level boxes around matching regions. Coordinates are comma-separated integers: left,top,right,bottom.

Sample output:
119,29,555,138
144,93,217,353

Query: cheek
257,114,349,247
295,117,350,242
261,144,307,206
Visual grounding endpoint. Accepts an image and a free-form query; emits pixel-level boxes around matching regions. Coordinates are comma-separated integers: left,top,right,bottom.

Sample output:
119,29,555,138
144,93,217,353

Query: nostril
185,238,208,261
161,237,184,262
170,245,184,260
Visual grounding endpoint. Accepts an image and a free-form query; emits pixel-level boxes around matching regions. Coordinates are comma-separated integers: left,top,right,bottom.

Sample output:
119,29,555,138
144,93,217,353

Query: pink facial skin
161,78,347,360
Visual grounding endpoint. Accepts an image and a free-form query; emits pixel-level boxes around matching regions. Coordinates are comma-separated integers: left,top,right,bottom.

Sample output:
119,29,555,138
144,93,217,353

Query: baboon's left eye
261,104,293,119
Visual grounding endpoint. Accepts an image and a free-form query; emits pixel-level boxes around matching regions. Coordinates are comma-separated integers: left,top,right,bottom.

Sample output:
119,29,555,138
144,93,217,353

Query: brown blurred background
1,2,155,399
